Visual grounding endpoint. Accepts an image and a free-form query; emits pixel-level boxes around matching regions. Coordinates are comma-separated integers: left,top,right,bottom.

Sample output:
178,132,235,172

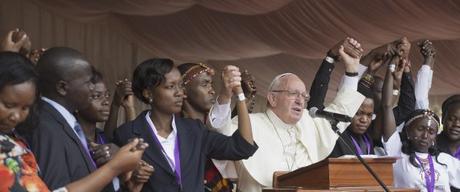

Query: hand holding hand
329,37,364,60
108,138,148,174
418,40,436,67
339,37,364,73
218,65,242,104
362,44,387,74
113,79,134,108
90,142,120,166
0,29,31,53
27,48,46,64
131,160,154,183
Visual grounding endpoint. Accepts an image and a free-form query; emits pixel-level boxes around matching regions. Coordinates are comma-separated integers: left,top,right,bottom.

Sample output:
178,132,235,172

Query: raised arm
415,40,436,109
381,53,401,142
0,29,31,53
308,37,363,110
225,66,255,145
231,69,257,117
104,79,136,141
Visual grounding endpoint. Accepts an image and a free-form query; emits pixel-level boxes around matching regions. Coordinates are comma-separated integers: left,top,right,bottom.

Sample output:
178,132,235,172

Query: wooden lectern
263,157,419,192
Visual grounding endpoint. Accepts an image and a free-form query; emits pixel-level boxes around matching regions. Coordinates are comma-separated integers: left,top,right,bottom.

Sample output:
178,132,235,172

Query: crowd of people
0,28,459,192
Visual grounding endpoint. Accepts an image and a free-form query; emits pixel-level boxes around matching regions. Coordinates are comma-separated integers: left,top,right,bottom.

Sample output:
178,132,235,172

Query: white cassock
209,85,365,192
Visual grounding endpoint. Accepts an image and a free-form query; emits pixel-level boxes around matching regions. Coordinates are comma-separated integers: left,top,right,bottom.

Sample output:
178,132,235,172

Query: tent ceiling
24,0,460,105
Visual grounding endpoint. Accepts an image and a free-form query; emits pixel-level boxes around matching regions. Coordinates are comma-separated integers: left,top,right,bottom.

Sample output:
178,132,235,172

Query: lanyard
96,133,105,145
454,146,460,160
350,134,371,155
90,133,106,168
147,122,182,187
415,155,435,192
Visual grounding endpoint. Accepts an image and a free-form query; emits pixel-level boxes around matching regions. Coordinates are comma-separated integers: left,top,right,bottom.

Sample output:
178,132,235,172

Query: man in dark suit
29,47,115,191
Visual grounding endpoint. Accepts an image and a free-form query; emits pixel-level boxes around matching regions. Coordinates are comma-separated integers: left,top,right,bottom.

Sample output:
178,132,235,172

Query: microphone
315,107,391,192
309,107,352,122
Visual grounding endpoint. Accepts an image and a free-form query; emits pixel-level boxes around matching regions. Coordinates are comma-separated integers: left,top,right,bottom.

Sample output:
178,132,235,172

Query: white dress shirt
41,97,78,134
145,112,178,171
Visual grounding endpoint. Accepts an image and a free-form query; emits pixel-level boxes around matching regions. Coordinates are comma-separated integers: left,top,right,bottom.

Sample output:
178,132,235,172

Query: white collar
41,97,77,128
415,152,429,159
144,111,177,139
266,109,296,131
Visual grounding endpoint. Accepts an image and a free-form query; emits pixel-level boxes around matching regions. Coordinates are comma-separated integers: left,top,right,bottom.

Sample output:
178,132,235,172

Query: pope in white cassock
208,40,366,192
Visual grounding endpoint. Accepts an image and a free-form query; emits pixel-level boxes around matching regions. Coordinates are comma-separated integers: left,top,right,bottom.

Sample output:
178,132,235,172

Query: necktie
73,123,96,168
75,124,119,190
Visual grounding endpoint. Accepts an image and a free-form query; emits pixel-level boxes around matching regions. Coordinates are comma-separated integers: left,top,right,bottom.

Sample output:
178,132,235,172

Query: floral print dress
0,133,49,192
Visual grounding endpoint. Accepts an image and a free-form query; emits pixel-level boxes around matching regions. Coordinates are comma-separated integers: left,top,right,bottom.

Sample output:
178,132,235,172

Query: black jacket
113,111,258,192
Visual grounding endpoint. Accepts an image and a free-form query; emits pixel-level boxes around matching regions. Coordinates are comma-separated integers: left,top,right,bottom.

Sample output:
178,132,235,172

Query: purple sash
147,122,182,188
454,146,460,160
415,155,435,192
89,133,106,167
350,134,371,155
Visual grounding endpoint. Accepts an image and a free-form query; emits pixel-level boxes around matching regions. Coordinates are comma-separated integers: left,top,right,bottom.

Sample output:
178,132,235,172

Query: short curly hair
132,58,174,104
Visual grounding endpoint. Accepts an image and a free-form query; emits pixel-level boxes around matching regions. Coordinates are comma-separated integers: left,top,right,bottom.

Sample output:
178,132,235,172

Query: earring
148,98,153,103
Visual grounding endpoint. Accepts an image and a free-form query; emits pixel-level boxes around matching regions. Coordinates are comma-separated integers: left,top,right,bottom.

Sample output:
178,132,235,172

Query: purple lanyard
75,129,97,169
415,155,435,192
454,146,460,160
82,144,97,169
89,134,106,168
96,134,105,145
147,123,182,187
350,134,371,155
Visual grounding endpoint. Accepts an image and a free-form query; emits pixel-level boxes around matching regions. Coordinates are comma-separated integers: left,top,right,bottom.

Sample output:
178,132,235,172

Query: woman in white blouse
380,52,460,191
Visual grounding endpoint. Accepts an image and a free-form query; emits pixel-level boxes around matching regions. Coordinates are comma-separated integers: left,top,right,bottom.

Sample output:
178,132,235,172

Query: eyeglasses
271,90,310,101
89,92,110,101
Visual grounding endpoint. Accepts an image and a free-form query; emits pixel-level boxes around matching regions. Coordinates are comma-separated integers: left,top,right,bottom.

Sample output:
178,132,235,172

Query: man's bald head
36,47,90,95
36,47,94,111
268,73,296,92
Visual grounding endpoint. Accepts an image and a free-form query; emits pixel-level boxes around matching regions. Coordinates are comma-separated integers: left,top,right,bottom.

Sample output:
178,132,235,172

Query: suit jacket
328,128,374,158
393,72,416,125
29,100,114,191
113,112,258,192
307,59,334,110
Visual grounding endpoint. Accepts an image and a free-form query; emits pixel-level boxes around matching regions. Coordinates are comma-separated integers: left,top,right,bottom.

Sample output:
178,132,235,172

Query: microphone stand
328,119,391,192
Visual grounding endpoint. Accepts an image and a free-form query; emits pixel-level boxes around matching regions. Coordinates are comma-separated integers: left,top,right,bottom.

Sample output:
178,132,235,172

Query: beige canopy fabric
1,0,460,113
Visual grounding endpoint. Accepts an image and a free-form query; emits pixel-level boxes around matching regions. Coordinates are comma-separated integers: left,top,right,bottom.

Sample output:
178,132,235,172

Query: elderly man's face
269,75,308,124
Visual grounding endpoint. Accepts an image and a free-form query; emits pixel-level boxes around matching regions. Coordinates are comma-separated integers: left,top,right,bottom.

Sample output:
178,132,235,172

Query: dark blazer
393,72,416,125
328,128,374,158
29,100,114,191
113,111,258,192
307,59,334,110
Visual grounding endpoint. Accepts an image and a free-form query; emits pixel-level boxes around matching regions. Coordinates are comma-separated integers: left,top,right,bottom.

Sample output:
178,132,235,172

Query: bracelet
389,64,396,72
237,93,246,101
325,56,335,64
345,71,359,77
393,89,400,96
